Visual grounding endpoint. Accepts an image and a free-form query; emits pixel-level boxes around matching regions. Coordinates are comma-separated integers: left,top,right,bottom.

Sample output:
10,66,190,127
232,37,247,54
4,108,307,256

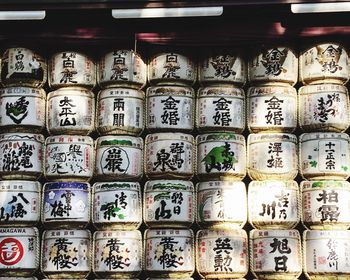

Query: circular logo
0,238,24,266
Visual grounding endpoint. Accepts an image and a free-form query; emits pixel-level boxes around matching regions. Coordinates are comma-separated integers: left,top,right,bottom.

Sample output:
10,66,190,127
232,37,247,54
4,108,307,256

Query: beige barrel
250,229,302,279
1,47,47,88
247,85,297,133
299,133,350,180
248,46,298,86
301,180,350,230
248,180,300,229
196,228,248,279
303,230,350,279
247,133,298,181
196,86,245,133
299,42,350,85
299,84,349,132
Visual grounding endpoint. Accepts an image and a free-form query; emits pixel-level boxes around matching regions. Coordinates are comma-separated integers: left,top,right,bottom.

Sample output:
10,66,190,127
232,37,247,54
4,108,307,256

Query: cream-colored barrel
248,180,300,229
198,52,246,86
148,52,196,86
98,50,146,89
303,230,350,279
196,86,245,133
301,180,350,230
41,229,91,278
196,133,246,181
145,133,195,180
250,229,302,279
0,227,39,277
144,180,194,228
96,87,145,136
196,228,248,279
247,133,298,181
299,42,350,85
146,86,194,132
49,51,96,89
196,180,247,229
299,133,350,180
247,85,297,133
46,87,95,135
299,84,349,132
144,228,194,277
1,47,47,88
93,230,143,278
248,46,298,86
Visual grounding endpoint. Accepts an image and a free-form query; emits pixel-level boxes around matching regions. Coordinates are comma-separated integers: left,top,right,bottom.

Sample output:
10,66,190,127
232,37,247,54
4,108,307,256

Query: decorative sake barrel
298,84,349,132
1,47,47,88
92,181,142,230
197,180,247,229
250,229,302,279
144,228,194,277
248,180,300,229
196,229,248,278
148,52,196,86
0,227,39,277
49,51,96,89
248,46,298,86
96,87,145,136
299,133,350,180
304,230,350,279
0,180,41,226
247,85,297,133
45,135,94,181
41,229,91,278
196,86,245,133
0,133,44,180
145,133,195,180
301,180,350,230
247,133,298,181
146,85,194,132
196,133,246,181
42,182,90,229
0,86,46,133
93,230,143,278
98,49,146,89
299,42,349,85
144,180,194,228
47,87,95,135
198,52,246,86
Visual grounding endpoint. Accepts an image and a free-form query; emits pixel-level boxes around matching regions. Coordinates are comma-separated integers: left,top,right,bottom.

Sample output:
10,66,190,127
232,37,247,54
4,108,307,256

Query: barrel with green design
94,136,143,181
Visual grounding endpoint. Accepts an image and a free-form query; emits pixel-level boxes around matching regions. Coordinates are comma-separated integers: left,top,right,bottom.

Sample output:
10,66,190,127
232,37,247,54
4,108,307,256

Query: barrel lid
147,85,194,96
197,132,245,143
145,180,193,192
96,135,143,147
93,181,140,192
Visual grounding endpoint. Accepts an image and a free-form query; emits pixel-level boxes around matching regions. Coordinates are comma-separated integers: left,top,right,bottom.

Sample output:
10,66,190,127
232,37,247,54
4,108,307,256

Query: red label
0,238,24,266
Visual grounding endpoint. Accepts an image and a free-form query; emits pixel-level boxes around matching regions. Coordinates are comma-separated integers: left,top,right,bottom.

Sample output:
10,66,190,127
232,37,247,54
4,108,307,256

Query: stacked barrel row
0,43,349,280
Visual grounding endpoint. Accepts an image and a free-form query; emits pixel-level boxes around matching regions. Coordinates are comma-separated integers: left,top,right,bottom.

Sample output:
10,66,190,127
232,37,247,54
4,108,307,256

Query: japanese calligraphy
210,55,236,78
0,192,29,221
213,237,233,272
14,50,24,71
314,93,340,123
49,238,78,269
265,96,284,125
316,45,343,73
113,98,125,126
5,96,29,124
100,192,127,220
153,142,185,172
111,52,128,80
102,147,129,174
269,238,291,272
326,239,339,270
60,52,77,84
59,96,77,126
154,192,184,220
160,96,180,125
202,142,238,173
316,190,340,222
102,238,130,270
49,144,85,175
267,142,283,168
259,191,290,220
156,237,184,268
324,142,336,170
49,190,75,219
213,97,232,126
162,54,180,79
261,48,288,76
2,141,34,171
